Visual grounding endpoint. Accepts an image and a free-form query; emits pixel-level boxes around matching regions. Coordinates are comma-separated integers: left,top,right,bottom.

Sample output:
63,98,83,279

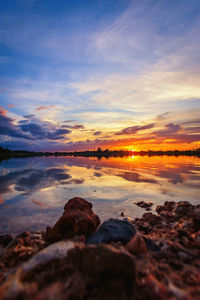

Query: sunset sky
0,0,200,151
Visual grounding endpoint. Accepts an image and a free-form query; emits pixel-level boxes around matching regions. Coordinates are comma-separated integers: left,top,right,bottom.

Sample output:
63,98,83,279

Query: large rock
87,218,136,245
0,242,136,300
45,197,100,243
80,244,136,300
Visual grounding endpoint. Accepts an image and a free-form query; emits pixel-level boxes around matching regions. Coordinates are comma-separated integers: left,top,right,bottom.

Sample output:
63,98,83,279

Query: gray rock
87,219,136,245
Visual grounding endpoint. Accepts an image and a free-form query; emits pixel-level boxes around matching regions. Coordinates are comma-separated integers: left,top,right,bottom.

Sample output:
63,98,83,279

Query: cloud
115,123,155,135
93,131,102,136
36,105,54,111
63,120,76,123
23,114,35,119
19,118,71,140
61,124,84,130
0,106,7,116
0,110,71,143
155,123,181,137
0,107,33,140
7,104,14,108
185,126,200,133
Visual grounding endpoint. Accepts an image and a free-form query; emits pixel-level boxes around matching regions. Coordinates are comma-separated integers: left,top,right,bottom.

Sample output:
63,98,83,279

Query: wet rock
87,219,136,245
45,197,100,243
135,201,153,211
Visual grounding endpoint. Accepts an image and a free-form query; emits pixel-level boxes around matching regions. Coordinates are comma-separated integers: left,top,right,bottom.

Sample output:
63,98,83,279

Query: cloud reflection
0,168,72,195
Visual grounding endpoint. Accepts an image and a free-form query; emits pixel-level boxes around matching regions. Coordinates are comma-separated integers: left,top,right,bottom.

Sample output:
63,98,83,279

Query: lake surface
0,155,200,235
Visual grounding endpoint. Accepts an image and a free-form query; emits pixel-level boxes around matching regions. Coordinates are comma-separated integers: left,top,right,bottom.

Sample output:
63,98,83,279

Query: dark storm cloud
115,123,155,135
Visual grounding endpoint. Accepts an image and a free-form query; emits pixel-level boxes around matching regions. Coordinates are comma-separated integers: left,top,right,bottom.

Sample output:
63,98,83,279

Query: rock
0,234,13,248
0,240,83,300
126,234,147,255
0,242,136,300
80,244,136,300
175,201,193,217
87,219,136,245
135,201,153,211
1,200,200,300
156,201,176,214
141,274,169,300
0,231,45,270
143,237,161,252
45,197,100,243
22,240,76,273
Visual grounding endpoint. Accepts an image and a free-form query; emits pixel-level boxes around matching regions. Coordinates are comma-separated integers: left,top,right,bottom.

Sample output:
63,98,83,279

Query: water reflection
0,155,199,234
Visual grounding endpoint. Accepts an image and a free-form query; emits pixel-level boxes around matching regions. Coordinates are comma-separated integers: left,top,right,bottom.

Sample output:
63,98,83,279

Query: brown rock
45,197,100,243
126,234,147,255
175,201,193,217
141,274,169,300
80,244,136,300
135,201,153,211
0,242,136,300
0,234,13,249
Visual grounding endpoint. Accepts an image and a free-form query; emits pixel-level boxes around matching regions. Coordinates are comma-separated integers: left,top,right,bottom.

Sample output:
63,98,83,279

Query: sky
0,0,200,151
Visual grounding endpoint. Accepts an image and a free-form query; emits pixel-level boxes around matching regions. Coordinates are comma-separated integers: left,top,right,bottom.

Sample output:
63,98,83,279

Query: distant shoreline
0,147,200,162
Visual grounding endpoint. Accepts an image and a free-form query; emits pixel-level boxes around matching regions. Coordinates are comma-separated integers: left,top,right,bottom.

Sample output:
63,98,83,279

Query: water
0,155,199,234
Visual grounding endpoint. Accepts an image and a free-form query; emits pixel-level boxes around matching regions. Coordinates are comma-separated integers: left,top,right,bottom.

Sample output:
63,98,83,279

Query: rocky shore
0,197,199,300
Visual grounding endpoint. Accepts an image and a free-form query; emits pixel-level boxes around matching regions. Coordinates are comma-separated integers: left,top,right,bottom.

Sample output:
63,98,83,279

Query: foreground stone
87,218,136,245
45,197,100,243
0,199,200,299
0,241,136,300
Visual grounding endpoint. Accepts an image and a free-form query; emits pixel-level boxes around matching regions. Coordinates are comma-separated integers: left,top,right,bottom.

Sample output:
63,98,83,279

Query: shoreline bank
0,198,199,299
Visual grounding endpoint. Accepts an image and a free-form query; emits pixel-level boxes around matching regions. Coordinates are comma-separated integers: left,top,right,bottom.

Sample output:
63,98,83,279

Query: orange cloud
36,105,54,111
0,106,7,116
7,104,14,108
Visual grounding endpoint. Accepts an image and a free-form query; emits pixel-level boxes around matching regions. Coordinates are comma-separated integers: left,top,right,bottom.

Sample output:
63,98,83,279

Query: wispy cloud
36,105,54,111
115,123,155,135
